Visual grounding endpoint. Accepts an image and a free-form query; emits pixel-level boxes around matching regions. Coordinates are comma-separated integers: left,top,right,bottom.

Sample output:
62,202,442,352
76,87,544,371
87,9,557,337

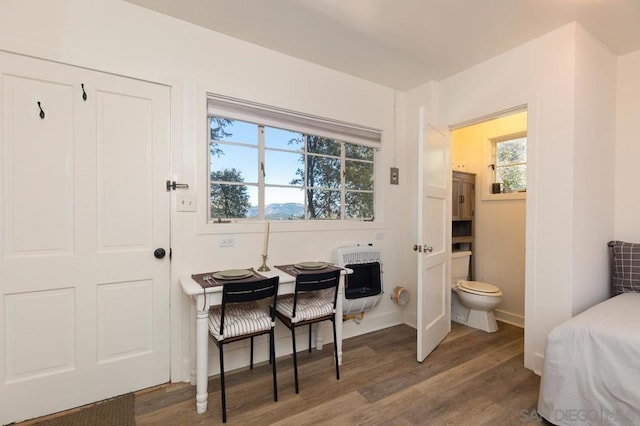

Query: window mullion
259,126,265,220
341,143,346,220
498,161,527,168
304,134,309,220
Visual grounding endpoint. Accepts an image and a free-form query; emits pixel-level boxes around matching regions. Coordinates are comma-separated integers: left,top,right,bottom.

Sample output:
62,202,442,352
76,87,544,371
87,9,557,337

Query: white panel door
0,52,171,424
416,107,451,362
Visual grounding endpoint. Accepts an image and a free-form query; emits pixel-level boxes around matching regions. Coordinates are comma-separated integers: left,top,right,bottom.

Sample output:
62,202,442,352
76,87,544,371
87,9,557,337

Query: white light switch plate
177,193,197,212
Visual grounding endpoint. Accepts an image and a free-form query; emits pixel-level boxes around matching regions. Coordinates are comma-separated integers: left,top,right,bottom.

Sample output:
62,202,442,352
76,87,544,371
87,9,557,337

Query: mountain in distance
247,203,304,220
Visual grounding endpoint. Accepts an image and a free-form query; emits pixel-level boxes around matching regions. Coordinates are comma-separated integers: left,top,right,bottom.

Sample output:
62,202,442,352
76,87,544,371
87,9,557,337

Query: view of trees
344,144,374,218
496,137,527,192
209,118,252,219
209,169,251,219
289,135,374,219
210,116,375,220
290,136,341,219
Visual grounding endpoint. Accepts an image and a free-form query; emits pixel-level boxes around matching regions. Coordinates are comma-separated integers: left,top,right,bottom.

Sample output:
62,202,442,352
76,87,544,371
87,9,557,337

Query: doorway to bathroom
450,107,527,329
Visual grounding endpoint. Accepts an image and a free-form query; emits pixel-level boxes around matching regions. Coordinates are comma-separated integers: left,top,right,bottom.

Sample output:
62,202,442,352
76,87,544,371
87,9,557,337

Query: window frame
482,131,527,201
206,95,380,224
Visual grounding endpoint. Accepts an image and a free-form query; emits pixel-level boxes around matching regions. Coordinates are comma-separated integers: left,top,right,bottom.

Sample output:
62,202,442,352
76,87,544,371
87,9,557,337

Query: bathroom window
490,132,527,194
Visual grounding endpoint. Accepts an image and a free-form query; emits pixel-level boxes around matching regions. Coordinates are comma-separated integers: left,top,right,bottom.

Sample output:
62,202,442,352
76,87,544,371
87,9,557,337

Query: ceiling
125,0,640,90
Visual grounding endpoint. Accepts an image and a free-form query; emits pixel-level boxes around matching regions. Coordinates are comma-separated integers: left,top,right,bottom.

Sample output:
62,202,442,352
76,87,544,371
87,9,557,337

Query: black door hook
37,101,45,119
81,83,87,101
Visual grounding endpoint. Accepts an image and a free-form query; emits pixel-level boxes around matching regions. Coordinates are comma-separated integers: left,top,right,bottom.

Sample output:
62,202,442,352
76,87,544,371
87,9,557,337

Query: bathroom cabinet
452,171,475,221
452,171,475,278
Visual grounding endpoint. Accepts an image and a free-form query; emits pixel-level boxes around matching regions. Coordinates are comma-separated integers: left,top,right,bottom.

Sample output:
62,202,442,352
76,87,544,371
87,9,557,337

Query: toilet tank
451,251,472,282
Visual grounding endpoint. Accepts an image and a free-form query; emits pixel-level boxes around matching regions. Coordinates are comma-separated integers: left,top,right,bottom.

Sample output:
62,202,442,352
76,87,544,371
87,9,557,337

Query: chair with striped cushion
275,269,340,394
209,276,279,423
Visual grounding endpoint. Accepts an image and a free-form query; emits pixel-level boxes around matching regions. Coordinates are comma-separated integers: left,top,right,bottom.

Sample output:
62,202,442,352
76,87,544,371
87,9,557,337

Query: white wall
0,0,407,380
0,1,625,390
451,113,527,326
615,50,640,241
429,22,616,373
571,26,617,315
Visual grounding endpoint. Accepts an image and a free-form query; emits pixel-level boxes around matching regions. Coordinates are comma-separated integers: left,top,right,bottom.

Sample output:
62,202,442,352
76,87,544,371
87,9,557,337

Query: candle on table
263,220,270,256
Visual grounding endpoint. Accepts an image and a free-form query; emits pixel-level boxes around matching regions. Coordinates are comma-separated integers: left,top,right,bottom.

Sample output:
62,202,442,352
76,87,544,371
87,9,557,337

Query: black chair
208,276,279,423
275,269,340,394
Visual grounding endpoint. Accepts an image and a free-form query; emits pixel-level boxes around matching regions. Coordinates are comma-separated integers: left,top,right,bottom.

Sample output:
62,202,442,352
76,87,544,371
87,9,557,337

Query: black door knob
154,248,166,259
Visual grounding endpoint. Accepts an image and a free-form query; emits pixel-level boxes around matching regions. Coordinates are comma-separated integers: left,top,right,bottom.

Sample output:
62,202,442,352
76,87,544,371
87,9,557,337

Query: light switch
177,193,196,212
390,167,399,185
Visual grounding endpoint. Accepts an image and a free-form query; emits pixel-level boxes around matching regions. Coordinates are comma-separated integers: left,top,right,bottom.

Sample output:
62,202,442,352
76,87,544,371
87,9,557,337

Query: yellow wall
452,111,527,175
451,111,527,326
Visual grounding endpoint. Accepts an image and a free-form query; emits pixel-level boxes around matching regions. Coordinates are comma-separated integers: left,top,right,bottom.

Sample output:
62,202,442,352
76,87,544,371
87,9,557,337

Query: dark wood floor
134,322,541,425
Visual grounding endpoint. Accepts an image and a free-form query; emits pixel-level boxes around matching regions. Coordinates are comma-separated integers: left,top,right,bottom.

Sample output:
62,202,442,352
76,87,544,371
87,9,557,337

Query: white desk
180,267,350,414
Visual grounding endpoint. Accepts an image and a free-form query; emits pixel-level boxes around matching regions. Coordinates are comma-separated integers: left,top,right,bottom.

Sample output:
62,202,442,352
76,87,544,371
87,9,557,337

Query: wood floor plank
268,391,368,426
356,327,523,403
23,322,539,426
134,322,540,425
327,339,526,425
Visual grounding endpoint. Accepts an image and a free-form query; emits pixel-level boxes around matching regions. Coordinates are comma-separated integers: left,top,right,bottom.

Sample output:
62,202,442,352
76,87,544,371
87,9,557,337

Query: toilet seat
457,280,503,297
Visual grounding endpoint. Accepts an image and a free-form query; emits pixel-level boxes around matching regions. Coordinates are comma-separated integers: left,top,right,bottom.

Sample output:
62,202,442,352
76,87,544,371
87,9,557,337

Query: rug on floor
31,393,135,426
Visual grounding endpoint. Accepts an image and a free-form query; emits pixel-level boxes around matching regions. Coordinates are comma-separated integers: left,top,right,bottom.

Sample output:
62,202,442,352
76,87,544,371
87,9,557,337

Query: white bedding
538,293,640,425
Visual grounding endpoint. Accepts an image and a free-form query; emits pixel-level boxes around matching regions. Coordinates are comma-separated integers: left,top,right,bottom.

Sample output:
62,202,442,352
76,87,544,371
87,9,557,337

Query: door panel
460,179,474,220
97,280,153,362
3,75,75,256
4,288,76,383
416,107,451,362
423,262,446,329
0,52,171,424
97,90,152,251
451,176,460,220
426,195,446,254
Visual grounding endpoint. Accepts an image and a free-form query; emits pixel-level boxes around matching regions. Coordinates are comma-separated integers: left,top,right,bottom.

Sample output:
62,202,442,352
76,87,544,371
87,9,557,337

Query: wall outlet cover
218,237,235,248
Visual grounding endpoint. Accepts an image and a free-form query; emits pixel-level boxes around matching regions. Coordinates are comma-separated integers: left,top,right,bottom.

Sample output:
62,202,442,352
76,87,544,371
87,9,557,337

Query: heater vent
333,246,383,315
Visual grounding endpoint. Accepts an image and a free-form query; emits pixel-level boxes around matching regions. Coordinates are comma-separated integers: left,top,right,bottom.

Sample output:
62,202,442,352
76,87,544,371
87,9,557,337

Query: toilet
450,251,503,333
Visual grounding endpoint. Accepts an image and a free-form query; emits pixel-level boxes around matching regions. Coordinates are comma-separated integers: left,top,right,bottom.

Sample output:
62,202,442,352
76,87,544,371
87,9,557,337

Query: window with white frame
491,132,527,193
208,95,379,222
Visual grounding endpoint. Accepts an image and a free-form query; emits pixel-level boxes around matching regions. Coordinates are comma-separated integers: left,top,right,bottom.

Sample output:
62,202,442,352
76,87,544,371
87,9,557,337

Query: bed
537,241,640,426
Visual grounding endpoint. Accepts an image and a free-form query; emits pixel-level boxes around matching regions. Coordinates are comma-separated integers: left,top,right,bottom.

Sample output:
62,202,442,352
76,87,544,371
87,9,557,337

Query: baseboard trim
206,310,404,376
404,312,417,330
494,309,524,328
342,311,404,339
532,352,544,376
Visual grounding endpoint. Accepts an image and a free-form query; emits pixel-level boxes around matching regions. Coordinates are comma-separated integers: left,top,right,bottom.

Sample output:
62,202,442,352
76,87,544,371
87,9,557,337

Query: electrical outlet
218,237,235,248
177,193,196,212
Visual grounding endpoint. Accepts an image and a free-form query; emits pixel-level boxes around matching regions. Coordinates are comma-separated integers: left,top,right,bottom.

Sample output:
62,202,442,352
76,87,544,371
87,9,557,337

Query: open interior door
416,107,451,362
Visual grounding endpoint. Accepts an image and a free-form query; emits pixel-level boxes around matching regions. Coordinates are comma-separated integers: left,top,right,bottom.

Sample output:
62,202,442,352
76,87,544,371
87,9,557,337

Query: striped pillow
276,293,334,323
610,240,640,295
209,302,273,340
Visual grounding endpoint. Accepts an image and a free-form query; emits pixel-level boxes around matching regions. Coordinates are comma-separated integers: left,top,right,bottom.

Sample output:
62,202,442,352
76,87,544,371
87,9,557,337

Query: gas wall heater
333,245,383,315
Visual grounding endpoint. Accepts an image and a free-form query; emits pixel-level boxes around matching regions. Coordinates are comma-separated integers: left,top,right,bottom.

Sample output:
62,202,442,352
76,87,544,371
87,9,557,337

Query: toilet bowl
450,251,503,333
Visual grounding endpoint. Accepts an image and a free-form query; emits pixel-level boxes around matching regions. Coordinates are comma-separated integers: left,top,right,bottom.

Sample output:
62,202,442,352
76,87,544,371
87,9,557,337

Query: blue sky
211,119,306,206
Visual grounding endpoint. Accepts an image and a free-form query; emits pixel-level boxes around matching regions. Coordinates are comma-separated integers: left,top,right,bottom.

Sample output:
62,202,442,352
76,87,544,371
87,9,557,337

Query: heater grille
339,249,382,265
333,246,383,315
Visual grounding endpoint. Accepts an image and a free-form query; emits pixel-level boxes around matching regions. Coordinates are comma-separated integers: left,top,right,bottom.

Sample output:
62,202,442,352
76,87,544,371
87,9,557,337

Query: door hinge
166,180,189,191
169,247,172,260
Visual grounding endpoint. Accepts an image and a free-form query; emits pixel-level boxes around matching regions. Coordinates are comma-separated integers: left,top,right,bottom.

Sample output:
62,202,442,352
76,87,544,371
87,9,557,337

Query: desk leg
196,306,209,414
336,279,344,366
189,300,197,384
314,323,323,350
